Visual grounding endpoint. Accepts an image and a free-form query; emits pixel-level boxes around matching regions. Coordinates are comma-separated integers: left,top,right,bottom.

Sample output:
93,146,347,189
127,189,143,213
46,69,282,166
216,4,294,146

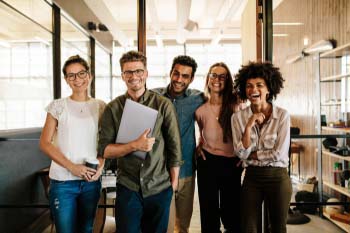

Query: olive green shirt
98,89,182,197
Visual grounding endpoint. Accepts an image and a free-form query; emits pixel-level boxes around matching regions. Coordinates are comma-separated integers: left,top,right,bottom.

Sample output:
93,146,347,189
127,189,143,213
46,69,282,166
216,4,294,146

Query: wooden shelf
323,181,350,198
323,211,350,232
321,101,341,106
322,150,350,162
320,42,350,58
321,73,350,82
322,126,350,133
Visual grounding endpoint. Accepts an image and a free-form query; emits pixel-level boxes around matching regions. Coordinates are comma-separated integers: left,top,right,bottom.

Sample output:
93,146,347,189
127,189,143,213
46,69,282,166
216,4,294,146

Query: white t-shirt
45,97,106,181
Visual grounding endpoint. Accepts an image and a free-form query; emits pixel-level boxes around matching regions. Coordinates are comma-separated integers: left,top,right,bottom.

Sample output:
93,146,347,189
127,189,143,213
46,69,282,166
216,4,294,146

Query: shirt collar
125,89,150,104
165,84,189,99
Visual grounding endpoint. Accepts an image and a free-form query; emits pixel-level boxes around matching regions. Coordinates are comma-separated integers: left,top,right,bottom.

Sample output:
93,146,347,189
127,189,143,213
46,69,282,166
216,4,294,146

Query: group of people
40,50,292,233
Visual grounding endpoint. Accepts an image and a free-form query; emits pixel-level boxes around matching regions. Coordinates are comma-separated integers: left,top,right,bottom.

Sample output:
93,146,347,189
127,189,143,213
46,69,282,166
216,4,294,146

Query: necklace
69,96,90,114
209,103,221,121
79,101,89,113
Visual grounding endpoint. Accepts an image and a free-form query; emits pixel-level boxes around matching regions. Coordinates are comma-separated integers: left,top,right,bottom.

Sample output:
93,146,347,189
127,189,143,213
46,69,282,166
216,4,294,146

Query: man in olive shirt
98,51,182,233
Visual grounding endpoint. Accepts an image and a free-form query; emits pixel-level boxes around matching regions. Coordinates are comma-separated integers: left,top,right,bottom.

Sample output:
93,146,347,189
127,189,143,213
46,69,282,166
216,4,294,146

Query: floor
101,182,345,233
44,178,346,233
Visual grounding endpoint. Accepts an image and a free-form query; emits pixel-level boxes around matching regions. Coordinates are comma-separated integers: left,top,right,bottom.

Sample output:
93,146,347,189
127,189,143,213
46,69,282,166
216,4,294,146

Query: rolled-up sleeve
98,105,117,157
162,100,183,168
231,113,254,160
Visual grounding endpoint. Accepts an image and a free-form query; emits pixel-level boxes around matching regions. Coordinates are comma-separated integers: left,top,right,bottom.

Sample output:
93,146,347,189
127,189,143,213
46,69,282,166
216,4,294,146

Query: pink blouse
195,102,238,157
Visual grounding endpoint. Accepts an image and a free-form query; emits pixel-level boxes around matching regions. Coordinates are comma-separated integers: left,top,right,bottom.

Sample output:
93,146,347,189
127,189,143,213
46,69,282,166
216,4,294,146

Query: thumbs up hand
133,128,155,152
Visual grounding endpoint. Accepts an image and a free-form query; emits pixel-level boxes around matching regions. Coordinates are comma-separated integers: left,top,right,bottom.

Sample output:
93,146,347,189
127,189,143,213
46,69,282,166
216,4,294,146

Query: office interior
0,0,349,232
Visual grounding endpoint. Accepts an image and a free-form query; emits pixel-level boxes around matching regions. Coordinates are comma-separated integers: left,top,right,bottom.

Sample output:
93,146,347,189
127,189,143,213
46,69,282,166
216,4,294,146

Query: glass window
112,46,137,98
95,43,112,102
113,44,241,94
61,14,90,98
0,2,53,130
145,43,242,91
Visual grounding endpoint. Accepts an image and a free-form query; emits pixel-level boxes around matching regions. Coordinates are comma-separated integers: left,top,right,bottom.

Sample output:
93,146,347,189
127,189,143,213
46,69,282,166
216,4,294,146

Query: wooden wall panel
272,0,350,180
241,0,258,64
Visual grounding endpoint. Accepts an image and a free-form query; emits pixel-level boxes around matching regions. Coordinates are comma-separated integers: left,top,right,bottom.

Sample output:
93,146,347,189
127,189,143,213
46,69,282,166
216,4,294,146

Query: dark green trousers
241,167,292,233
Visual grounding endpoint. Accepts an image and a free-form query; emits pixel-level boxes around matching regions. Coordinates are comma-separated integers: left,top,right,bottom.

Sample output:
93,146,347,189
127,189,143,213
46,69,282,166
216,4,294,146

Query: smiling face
245,77,270,106
122,61,148,95
169,64,193,97
207,66,227,94
65,63,91,94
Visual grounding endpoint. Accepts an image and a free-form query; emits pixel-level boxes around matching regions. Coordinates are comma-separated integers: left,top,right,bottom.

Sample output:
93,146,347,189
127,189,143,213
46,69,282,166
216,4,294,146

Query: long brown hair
205,62,238,143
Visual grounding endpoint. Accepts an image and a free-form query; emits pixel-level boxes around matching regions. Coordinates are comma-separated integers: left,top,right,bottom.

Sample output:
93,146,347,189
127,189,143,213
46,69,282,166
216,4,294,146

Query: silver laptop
116,99,158,159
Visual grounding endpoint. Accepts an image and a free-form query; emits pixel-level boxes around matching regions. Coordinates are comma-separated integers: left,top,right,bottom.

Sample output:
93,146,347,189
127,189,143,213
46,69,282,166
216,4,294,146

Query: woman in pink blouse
195,62,243,233
231,61,292,233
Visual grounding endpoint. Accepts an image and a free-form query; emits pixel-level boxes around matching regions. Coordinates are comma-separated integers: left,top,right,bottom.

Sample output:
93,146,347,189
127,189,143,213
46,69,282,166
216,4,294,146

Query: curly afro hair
234,61,284,102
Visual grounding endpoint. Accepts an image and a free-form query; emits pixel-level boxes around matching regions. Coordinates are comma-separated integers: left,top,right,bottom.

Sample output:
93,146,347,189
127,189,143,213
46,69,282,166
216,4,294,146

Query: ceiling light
273,34,288,37
303,39,335,54
273,22,303,26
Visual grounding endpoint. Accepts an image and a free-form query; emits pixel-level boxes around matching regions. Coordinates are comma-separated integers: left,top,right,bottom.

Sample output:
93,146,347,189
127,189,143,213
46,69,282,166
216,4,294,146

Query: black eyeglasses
66,70,89,81
208,73,227,81
122,69,145,78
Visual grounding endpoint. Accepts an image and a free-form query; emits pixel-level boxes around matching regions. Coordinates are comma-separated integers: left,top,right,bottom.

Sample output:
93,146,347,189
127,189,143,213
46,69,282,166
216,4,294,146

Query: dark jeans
197,150,243,233
241,167,292,233
49,179,101,233
115,184,173,233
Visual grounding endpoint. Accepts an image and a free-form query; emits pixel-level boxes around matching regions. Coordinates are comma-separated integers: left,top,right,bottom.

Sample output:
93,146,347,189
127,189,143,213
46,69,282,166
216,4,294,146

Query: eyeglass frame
122,69,145,78
65,70,89,81
208,73,227,81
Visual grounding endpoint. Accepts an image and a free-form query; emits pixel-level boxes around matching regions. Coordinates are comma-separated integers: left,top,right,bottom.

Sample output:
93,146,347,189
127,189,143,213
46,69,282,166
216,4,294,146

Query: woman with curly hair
195,62,243,233
231,61,292,233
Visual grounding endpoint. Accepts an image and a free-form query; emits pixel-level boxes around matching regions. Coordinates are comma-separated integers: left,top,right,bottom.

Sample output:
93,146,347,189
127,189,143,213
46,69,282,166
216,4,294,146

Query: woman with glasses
195,62,243,233
231,62,291,233
39,55,106,233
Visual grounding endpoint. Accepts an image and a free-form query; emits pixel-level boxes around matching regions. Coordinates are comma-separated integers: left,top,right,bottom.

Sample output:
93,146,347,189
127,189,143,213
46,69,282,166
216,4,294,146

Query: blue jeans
49,179,101,233
115,184,173,233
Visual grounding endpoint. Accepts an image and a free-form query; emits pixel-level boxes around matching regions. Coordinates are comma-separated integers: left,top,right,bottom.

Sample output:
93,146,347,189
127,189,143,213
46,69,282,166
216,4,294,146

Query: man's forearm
170,166,180,191
103,143,136,158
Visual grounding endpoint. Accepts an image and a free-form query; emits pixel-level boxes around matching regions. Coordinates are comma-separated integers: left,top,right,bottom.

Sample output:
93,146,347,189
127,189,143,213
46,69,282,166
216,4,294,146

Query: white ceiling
0,0,286,48
84,0,247,46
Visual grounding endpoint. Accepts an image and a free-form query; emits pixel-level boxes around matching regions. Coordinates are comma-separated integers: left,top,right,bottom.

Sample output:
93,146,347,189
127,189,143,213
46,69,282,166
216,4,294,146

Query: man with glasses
153,55,204,233
98,50,182,233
